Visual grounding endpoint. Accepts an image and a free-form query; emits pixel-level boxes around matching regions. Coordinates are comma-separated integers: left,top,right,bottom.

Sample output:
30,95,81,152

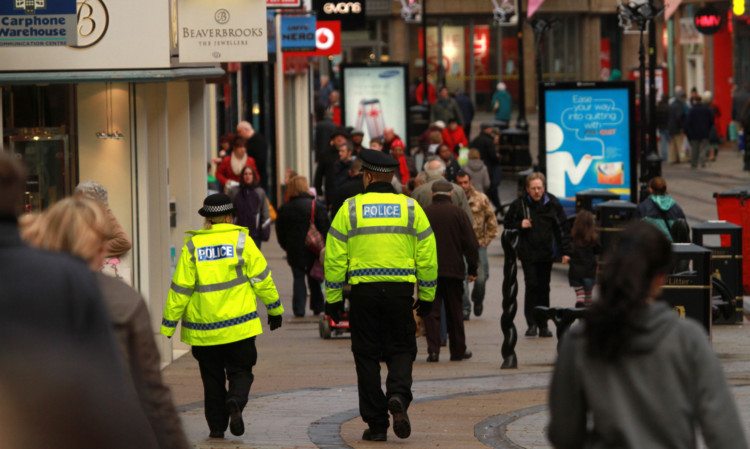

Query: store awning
0,66,225,85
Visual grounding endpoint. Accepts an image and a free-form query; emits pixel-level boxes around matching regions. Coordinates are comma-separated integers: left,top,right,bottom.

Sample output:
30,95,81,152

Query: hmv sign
312,0,365,31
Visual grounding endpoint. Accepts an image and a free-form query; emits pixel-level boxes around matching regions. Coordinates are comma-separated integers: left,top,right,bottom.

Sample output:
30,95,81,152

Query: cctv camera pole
516,0,528,130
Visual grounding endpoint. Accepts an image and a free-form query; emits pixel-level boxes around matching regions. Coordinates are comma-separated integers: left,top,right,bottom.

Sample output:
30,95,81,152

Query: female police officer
324,149,438,442
160,193,284,439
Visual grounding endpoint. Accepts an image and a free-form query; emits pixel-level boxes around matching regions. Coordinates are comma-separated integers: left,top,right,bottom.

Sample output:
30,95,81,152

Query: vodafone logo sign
285,20,340,56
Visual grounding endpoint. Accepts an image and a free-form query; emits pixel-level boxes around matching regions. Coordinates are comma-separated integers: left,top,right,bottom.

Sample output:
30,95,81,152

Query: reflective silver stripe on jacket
195,276,246,293
328,227,348,242
170,282,194,296
186,239,197,263
417,228,434,240
250,266,271,284
348,197,358,230
190,231,250,294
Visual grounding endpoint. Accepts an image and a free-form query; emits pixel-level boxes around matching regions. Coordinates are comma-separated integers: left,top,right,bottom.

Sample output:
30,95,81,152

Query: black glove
414,299,433,317
325,301,344,324
268,314,282,331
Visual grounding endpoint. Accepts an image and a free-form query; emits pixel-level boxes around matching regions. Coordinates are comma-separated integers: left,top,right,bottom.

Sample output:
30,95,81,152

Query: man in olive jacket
504,172,571,338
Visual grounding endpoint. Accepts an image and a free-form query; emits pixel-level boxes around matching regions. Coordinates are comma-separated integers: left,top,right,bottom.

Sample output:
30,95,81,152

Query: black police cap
198,193,236,217
359,149,400,173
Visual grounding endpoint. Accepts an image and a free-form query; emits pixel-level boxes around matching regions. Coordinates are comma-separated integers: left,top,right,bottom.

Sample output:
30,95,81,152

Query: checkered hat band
203,203,234,214
362,161,396,173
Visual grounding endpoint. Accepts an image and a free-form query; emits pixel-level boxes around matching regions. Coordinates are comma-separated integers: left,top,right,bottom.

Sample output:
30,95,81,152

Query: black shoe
525,325,538,337
474,303,483,317
226,398,244,436
388,396,411,439
209,430,224,439
575,301,586,309
539,327,553,338
362,429,387,441
463,312,470,321
440,337,447,347
426,353,439,362
450,349,472,361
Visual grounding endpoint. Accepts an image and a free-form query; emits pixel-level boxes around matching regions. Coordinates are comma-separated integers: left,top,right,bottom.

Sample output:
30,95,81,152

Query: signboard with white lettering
178,0,267,63
281,15,316,52
312,0,365,31
267,0,302,9
0,0,77,47
0,0,171,70
284,20,340,57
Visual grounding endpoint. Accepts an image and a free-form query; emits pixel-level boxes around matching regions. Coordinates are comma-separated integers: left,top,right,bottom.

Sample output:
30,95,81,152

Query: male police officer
324,149,438,442
161,193,284,439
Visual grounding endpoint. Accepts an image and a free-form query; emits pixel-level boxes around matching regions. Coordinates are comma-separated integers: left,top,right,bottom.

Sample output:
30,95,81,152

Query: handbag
305,199,325,255
309,258,325,281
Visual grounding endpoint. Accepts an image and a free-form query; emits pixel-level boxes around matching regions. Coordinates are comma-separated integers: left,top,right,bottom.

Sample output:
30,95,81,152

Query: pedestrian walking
314,127,349,203
633,177,687,242
160,193,284,439
667,86,688,163
655,94,670,161
216,135,260,193
438,144,462,182
455,171,498,318
22,197,191,449
568,210,600,308
411,158,473,220
549,221,748,449
423,181,478,361
0,153,159,449
460,149,490,195
470,124,502,212
276,176,329,317
503,172,571,337
454,88,475,140
233,166,270,249
684,92,714,168
332,141,354,190
329,159,365,217
430,86,464,126
441,118,468,156
237,121,269,192
324,149,438,442
491,82,512,126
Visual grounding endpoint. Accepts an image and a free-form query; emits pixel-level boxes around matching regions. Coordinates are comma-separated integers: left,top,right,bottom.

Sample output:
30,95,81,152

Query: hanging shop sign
312,0,365,31
0,0,170,70
178,0,267,63
267,0,302,9
341,64,409,148
285,20,341,57
280,15,316,52
0,0,78,47
694,6,723,35
539,81,637,215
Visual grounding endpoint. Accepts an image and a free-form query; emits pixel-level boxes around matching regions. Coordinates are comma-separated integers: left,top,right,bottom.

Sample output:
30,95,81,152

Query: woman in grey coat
548,221,747,449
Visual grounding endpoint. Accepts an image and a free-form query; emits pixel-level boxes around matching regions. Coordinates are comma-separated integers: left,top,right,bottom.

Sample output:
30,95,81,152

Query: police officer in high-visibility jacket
160,193,284,439
324,149,438,442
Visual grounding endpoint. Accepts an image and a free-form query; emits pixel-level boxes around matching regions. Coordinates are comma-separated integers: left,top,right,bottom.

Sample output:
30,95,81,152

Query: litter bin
596,200,637,254
575,189,620,213
714,188,750,294
498,128,532,172
692,220,744,324
662,243,713,335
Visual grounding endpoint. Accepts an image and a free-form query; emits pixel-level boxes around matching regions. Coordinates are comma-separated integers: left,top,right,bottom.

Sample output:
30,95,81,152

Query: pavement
162,123,750,448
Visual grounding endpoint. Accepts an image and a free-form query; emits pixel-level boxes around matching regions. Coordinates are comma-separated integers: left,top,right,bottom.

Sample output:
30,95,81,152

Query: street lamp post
617,0,663,201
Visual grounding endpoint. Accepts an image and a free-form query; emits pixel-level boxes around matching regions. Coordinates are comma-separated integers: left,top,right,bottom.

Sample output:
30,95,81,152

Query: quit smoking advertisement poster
341,64,408,146
539,82,636,213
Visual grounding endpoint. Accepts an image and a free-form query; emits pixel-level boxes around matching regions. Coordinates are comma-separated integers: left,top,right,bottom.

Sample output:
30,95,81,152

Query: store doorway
686,54,705,95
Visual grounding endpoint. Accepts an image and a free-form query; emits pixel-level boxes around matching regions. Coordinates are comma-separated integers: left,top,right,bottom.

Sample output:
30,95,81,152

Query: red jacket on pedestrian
416,83,437,105
442,127,468,155
216,156,259,188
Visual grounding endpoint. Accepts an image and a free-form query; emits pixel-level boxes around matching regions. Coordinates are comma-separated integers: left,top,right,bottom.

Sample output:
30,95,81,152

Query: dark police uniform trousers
349,282,416,433
192,336,257,433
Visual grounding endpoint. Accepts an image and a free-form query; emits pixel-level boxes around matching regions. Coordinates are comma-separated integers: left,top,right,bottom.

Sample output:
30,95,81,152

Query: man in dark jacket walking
667,87,687,163
470,124,501,211
684,92,714,168
329,159,365,217
454,88,475,140
314,127,349,203
423,181,479,362
504,172,572,337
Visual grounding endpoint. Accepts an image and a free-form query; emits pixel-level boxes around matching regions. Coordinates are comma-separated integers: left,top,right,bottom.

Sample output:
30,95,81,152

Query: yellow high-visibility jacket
324,192,437,304
160,223,283,346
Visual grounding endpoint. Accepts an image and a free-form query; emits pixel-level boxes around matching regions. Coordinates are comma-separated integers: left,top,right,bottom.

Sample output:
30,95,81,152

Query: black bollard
501,229,520,369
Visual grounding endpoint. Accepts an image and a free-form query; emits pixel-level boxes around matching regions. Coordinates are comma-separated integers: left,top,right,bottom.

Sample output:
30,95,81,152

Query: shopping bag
305,200,325,255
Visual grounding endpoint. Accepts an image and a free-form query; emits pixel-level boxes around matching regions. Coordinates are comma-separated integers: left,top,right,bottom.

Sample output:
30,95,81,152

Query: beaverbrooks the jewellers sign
178,0,267,63
0,0,77,47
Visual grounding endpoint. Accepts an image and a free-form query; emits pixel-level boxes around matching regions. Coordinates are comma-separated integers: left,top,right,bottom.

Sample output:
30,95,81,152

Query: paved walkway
163,134,750,448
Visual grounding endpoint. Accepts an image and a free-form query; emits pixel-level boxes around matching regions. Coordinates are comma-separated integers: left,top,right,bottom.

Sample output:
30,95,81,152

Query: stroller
319,284,351,339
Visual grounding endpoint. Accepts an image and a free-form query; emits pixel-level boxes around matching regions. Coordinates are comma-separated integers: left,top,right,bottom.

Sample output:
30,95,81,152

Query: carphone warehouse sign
0,0,77,47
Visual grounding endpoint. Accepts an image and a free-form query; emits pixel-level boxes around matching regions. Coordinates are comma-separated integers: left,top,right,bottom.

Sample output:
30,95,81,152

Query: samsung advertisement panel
539,81,636,214
341,64,409,148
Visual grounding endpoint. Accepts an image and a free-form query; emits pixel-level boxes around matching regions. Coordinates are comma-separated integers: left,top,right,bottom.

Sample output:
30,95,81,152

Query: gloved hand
268,314,282,331
414,299,432,317
325,301,344,324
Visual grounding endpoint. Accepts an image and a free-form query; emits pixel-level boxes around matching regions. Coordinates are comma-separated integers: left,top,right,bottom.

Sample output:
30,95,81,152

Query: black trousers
424,277,466,358
520,260,553,327
349,282,416,432
192,337,257,432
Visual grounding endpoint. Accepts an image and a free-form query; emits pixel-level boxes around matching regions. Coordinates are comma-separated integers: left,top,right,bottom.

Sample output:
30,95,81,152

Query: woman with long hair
275,176,330,317
233,166,270,249
568,209,600,307
549,221,746,449
20,198,191,449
